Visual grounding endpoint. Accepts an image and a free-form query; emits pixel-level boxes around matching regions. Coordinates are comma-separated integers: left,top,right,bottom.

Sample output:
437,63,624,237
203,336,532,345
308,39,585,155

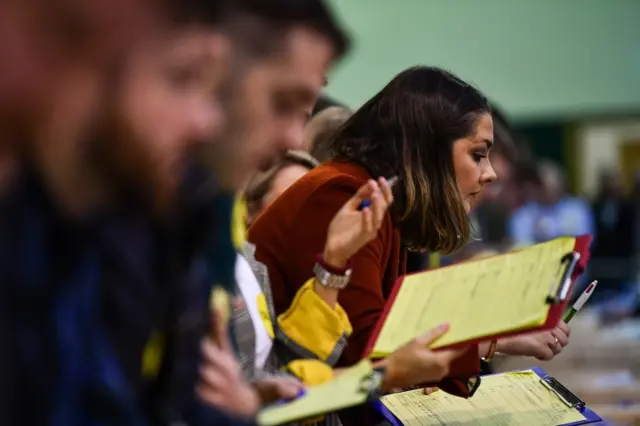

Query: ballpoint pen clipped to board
563,280,598,323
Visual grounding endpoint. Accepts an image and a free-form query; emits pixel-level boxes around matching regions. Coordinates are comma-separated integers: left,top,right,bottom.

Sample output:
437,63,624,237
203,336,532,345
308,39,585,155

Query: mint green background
325,0,640,120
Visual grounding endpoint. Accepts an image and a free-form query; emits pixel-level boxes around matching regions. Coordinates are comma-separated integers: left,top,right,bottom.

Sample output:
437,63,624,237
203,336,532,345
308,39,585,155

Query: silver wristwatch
313,262,352,289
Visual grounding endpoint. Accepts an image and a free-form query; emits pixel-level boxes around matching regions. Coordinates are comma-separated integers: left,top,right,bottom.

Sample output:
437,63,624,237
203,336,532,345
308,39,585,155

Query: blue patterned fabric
0,173,254,426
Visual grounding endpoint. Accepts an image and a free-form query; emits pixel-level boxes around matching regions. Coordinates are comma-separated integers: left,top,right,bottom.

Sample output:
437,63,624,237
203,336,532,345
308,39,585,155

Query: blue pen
358,176,399,210
276,389,306,405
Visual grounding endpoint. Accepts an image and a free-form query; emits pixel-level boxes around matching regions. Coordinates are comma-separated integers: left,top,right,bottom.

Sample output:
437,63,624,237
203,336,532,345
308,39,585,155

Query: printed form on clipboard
365,235,592,357
374,367,602,426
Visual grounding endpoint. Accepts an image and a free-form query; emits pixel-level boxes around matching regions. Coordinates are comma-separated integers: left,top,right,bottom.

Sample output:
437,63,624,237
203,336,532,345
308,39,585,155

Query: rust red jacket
248,160,481,399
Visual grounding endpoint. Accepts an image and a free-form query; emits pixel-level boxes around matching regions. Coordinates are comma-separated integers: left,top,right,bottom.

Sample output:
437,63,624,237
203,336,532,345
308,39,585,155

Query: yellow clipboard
258,360,377,426
367,237,580,357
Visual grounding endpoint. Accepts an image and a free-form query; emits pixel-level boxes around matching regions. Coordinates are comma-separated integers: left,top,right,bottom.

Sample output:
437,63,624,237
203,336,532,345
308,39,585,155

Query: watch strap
315,253,353,275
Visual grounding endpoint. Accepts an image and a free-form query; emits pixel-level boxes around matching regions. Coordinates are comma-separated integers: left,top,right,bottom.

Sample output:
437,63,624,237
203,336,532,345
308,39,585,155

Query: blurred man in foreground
193,0,351,417
203,0,349,191
0,2,242,425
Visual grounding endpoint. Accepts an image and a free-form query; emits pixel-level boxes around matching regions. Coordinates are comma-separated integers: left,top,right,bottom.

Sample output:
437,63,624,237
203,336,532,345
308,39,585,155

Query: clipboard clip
540,375,585,410
546,252,581,305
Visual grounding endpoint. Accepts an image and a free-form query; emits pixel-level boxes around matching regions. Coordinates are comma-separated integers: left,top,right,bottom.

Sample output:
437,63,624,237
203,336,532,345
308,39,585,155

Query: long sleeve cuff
276,279,352,364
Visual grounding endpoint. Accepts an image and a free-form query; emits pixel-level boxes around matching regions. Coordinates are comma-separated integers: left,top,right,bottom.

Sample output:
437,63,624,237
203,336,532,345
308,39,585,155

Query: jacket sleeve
275,278,352,365
251,174,391,366
250,174,481,397
239,244,351,380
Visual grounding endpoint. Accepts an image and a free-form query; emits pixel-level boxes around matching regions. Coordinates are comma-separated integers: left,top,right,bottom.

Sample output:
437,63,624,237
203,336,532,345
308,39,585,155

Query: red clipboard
364,235,593,357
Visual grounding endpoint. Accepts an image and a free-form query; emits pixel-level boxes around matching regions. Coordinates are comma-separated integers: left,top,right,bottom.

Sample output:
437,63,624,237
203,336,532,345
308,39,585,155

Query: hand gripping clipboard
364,235,593,356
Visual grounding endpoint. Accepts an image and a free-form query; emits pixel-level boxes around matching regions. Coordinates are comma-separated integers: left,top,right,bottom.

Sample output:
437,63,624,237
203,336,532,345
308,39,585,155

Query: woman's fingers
370,190,387,228
371,177,394,227
253,377,305,403
557,321,571,338
348,179,378,209
535,343,555,360
423,387,439,395
552,327,569,347
414,323,450,347
378,177,394,205
539,334,558,358
361,205,374,235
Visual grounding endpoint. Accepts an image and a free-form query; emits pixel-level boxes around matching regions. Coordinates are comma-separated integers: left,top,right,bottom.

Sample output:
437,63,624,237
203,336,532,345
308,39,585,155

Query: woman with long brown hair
248,66,571,423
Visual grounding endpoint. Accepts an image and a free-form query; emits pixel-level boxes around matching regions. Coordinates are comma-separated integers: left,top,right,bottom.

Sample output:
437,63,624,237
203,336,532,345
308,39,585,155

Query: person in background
509,160,594,246
248,66,571,425
201,0,349,191
303,106,352,159
245,151,319,226
590,169,637,306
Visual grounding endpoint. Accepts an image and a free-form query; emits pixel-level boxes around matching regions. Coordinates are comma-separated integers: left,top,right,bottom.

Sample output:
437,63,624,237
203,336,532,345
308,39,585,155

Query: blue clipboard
372,366,606,426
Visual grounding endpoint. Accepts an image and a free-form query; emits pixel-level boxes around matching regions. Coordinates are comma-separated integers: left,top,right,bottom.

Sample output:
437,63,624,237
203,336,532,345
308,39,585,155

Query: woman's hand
251,376,305,404
197,309,259,419
323,177,394,268
381,324,466,391
498,321,571,361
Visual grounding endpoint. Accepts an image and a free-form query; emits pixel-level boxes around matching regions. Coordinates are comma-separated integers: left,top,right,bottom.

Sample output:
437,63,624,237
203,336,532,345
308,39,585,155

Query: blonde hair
244,150,319,222
305,106,352,162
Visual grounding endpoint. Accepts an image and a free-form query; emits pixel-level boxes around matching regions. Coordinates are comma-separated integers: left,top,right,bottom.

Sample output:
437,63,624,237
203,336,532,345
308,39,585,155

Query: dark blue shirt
0,172,253,426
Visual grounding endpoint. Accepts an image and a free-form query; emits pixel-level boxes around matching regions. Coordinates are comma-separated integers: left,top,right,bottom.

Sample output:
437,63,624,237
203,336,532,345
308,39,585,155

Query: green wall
326,0,640,121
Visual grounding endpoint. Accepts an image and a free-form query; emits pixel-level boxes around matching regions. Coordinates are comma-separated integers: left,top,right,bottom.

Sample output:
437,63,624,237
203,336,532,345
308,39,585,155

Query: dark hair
245,150,319,220
327,66,491,254
312,95,348,116
218,0,349,60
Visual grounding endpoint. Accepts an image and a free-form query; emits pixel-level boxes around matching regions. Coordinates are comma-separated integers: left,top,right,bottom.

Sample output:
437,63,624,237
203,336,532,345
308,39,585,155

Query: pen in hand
358,176,399,210
563,280,598,323
276,389,306,405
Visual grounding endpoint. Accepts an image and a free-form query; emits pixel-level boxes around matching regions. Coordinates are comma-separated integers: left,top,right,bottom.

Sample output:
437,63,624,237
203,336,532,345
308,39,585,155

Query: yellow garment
428,252,441,269
256,293,275,339
232,194,248,250
285,359,335,386
210,286,231,323
141,332,165,380
260,360,374,426
277,279,352,361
